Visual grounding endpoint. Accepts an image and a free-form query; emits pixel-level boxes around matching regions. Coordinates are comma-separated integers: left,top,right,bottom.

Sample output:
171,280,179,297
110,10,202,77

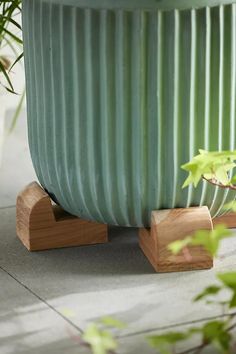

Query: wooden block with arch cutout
139,207,214,273
16,182,108,251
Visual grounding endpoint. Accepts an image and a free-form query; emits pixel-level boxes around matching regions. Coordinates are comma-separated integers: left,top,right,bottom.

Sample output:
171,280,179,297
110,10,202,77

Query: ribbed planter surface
22,0,236,227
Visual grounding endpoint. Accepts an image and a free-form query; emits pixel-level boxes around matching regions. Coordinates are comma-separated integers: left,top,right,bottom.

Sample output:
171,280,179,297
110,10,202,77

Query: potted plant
22,0,236,227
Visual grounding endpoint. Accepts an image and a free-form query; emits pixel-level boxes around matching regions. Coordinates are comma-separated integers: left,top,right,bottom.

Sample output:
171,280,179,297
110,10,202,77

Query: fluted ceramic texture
22,0,236,227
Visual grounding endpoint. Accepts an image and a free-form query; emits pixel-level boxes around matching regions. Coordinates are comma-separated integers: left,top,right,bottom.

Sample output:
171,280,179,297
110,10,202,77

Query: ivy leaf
230,174,236,184
190,225,232,257
181,150,236,189
82,323,117,354
218,272,236,308
194,285,222,302
168,225,232,258
202,321,231,352
181,161,203,188
167,237,192,255
229,293,236,308
215,167,230,186
218,272,236,290
101,316,126,330
147,332,191,354
222,162,236,172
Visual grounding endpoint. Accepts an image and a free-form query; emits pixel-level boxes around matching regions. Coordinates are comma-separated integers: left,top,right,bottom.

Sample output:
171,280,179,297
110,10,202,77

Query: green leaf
190,225,232,257
194,285,222,302
0,0,22,97
1,26,22,44
147,332,191,354
215,167,230,186
218,272,236,290
229,293,236,308
0,14,21,30
181,150,236,189
168,237,192,255
168,225,232,258
202,321,231,352
5,85,18,94
9,51,23,72
101,316,126,330
181,161,203,188
218,272,236,309
230,174,236,184
82,323,117,354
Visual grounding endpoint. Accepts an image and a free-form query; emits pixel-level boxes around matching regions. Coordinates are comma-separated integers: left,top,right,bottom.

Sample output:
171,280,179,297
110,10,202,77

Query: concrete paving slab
0,267,83,354
117,320,236,354
2,63,235,354
0,207,236,338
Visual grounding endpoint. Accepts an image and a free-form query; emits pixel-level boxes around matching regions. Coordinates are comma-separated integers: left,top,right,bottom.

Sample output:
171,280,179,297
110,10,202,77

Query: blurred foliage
0,0,23,93
168,224,232,257
82,317,126,354
0,0,24,132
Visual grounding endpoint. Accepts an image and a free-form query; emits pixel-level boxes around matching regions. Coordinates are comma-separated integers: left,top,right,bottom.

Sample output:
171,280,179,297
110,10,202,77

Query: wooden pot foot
213,212,236,228
16,182,108,251
139,207,214,273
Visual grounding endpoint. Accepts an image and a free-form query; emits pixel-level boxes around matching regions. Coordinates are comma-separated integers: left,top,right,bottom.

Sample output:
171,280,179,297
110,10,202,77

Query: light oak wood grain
213,212,236,228
16,182,108,251
139,207,214,273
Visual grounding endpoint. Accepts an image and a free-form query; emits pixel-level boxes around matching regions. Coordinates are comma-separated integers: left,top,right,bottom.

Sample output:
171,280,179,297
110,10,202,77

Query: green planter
22,0,236,227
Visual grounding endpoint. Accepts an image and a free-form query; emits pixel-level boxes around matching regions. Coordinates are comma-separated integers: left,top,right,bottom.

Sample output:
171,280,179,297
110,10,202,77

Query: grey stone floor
0,111,236,353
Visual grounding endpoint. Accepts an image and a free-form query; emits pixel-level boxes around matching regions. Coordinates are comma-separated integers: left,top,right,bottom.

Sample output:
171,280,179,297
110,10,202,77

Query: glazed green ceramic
22,0,236,227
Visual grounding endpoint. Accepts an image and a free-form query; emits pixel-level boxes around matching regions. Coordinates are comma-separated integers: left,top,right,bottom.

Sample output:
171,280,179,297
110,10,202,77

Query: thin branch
227,321,236,332
202,176,236,191
178,343,207,354
178,315,236,354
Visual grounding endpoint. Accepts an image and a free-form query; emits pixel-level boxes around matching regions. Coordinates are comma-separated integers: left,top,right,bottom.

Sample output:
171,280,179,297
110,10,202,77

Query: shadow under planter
16,182,236,273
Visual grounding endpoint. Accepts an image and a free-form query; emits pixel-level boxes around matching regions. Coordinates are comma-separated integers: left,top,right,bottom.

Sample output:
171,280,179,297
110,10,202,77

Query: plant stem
202,176,236,191
177,315,236,354
227,321,236,332
178,342,207,354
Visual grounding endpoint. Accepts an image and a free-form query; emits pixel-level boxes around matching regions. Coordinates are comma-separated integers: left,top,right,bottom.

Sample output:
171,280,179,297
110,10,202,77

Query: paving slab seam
117,312,236,339
0,264,84,335
0,205,15,210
